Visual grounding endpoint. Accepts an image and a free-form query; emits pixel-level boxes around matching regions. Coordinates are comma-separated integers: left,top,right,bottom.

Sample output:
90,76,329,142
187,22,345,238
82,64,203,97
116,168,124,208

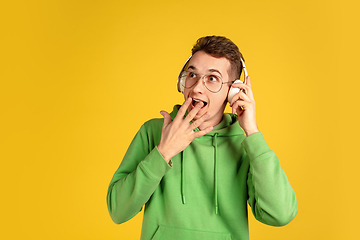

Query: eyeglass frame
179,70,235,93
177,55,247,94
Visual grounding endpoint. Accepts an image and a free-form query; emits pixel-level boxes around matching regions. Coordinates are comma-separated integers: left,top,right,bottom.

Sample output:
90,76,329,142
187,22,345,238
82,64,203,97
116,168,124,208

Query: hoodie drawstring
181,151,186,204
181,133,219,214
213,133,219,214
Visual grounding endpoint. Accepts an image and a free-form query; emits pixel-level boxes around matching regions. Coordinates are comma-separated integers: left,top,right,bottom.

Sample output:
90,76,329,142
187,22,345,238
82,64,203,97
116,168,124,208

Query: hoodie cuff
139,146,172,181
241,132,271,161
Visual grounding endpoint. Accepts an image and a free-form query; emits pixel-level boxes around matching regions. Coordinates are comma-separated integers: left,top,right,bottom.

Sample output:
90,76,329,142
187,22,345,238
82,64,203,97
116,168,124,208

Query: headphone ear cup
177,76,181,92
178,74,185,93
177,56,192,94
228,58,247,103
228,79,243,102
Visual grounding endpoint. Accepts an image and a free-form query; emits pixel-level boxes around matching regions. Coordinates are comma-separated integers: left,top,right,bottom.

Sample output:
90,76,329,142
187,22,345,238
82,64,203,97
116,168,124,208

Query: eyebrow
188,65,223,77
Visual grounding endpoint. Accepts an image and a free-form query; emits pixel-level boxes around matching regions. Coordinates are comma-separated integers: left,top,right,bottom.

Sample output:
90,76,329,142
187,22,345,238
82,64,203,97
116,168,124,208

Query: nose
192,76,206,93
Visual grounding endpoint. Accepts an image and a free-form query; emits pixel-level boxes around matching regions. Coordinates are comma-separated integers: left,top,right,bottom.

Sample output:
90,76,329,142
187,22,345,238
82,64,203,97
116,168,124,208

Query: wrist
157,144,172,163
245,128,259,136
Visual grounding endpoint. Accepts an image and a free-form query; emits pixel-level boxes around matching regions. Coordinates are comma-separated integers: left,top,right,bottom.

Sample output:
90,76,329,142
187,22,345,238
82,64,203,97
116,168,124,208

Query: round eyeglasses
179,70,234,93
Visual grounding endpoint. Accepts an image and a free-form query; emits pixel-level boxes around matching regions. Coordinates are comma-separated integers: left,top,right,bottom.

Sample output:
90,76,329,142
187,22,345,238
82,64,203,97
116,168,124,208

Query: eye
208,75,220,82
189,72,197,78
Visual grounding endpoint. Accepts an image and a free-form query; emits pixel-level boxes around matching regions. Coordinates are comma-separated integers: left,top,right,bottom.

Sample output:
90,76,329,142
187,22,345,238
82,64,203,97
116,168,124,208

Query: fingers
245,75,251,87
175,97,208,125
193,125,213,138
231,100,246,115
190,112,210,130
231,82,249,95
184,101,203,123
231,75,254,100
244,76,253,99
161,97,212,144
229,83,255,115
231,93,256,115
175,98,192,121
160,111,171,129
229,90,250,107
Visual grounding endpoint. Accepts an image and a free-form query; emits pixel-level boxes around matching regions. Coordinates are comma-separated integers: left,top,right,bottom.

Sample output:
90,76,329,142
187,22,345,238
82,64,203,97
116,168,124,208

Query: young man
107,36,298,240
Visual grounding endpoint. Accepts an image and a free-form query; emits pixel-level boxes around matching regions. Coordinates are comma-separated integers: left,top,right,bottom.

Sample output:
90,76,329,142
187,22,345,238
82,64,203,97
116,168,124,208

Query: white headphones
176,55,248,103
176,55,192,94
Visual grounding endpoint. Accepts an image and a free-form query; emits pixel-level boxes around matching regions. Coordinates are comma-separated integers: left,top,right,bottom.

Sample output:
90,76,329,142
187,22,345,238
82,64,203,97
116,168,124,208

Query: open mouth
192,99,208,108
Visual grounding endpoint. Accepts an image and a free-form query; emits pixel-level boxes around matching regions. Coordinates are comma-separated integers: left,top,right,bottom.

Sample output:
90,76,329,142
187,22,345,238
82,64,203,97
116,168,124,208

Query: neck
198,102,226,131
198,113,223,131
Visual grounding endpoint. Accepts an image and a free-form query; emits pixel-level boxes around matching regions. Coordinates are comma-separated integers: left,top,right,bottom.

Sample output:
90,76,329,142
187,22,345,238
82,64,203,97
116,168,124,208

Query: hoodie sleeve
106,123,172,224
242,132,298,226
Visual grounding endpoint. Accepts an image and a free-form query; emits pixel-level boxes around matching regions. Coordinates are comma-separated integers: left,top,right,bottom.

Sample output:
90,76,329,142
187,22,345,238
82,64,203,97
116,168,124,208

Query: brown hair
191,36,244,80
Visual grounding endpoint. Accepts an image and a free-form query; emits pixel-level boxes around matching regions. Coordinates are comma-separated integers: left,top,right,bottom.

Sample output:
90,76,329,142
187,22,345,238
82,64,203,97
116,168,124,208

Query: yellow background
1,0,359,239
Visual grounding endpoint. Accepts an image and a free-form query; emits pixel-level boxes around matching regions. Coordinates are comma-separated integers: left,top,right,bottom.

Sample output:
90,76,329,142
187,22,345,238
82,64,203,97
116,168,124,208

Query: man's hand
229,76,259,136
157,98,213,162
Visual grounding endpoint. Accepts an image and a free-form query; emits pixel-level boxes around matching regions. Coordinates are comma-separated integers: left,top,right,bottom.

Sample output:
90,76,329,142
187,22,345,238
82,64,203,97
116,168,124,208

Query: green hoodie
107,105,298,240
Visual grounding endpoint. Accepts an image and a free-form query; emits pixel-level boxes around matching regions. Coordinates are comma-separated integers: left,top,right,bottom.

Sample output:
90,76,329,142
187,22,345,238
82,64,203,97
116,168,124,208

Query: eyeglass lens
181,71,223,93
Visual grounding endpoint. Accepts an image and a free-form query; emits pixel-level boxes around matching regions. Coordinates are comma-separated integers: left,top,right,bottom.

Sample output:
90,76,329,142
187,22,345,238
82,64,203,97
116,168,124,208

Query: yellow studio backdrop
1,0,359,239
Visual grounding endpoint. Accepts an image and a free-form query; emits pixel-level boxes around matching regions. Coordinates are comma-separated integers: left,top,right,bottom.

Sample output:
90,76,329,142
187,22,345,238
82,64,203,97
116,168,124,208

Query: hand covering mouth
192,98,208,108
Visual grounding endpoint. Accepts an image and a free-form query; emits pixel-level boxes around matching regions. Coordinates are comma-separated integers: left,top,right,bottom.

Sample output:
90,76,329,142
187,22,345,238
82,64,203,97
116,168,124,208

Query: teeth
192,99,208,107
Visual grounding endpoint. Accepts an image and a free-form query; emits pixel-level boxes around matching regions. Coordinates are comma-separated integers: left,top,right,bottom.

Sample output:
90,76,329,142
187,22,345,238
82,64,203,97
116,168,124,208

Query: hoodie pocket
151,225,232,240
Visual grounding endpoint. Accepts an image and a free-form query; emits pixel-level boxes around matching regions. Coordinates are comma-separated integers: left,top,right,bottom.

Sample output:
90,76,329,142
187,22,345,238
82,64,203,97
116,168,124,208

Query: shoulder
138,118,164,148
141,118,164,136
144,118,163,129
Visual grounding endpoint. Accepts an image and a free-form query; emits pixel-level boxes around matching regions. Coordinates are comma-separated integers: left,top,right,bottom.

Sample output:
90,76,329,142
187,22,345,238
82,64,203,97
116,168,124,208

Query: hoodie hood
169,104,245,214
